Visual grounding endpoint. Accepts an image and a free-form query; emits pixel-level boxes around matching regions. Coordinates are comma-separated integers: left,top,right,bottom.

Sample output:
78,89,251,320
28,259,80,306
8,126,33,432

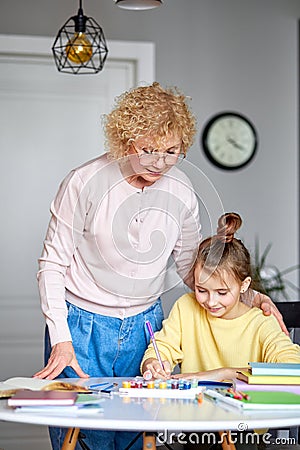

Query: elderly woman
35,82,201,450
35,82,282,450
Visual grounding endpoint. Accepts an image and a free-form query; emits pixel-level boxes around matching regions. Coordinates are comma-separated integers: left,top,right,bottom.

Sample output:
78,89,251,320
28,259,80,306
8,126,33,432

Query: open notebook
0,377,89,398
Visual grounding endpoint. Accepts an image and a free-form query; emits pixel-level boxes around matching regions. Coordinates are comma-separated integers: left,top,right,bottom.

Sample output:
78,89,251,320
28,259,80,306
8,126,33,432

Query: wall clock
201,112,258,170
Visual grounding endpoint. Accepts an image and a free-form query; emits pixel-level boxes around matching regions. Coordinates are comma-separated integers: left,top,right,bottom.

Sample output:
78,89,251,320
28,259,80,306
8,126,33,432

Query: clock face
202,112,258,170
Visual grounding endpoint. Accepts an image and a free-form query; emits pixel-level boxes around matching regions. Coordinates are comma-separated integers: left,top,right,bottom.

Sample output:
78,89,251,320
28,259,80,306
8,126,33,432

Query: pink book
235,380,300,395
8,389,78,406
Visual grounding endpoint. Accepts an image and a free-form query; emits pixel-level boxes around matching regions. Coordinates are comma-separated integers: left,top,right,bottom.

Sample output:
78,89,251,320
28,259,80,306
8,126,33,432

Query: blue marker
89,382,111,389
100,384,115,393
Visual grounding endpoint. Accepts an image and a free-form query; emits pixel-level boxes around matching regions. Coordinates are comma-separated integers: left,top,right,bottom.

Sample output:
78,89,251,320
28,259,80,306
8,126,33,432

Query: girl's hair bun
216,212,242,244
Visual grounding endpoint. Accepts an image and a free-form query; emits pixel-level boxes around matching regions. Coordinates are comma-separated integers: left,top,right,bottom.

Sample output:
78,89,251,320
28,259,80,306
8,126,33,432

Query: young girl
141,212,300,381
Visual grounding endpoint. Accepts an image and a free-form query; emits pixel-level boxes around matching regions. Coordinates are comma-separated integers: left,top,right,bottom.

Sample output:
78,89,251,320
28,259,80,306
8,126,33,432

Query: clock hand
227,137,245,151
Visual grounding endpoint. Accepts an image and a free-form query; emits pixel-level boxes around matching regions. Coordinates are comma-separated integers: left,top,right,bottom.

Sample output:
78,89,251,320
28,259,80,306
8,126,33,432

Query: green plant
251,239,300,301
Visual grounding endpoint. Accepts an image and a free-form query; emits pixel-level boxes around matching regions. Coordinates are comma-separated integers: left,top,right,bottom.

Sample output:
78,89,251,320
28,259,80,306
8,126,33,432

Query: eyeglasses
132,142,185,166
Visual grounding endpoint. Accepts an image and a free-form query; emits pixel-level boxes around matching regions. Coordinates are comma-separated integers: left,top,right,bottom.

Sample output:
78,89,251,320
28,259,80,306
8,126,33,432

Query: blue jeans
44,299,164,450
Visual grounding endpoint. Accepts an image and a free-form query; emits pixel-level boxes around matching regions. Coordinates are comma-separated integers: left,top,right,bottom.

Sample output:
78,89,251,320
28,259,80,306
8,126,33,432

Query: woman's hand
142,358,171,380
173,367,248,381
33,341,89,380
252,292,289,336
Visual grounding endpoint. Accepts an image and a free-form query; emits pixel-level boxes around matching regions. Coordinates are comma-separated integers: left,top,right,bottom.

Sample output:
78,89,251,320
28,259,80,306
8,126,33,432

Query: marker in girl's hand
145,320,164,372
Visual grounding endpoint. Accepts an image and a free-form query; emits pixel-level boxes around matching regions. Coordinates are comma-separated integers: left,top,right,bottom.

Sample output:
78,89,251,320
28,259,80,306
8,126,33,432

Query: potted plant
251,239,300,301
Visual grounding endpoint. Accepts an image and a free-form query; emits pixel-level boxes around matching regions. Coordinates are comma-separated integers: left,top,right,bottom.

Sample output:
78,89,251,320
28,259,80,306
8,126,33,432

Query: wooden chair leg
219,431,236,450
143,432,156,449
61,427,80,450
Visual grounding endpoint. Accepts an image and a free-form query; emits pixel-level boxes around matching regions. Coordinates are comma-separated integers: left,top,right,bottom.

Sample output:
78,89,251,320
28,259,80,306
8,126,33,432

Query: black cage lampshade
52,0,108,74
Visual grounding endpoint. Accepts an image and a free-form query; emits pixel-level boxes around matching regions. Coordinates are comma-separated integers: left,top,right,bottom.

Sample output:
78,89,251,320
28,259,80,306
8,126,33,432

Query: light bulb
66,32,93,64
115,0,162,10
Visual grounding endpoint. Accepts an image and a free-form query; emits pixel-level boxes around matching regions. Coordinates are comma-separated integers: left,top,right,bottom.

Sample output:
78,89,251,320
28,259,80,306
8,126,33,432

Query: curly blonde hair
103,82,197,159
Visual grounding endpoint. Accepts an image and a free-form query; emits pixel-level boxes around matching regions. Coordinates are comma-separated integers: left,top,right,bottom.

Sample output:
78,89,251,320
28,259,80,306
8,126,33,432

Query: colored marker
145,320,164,372
197,381,233,388
237,390,250,401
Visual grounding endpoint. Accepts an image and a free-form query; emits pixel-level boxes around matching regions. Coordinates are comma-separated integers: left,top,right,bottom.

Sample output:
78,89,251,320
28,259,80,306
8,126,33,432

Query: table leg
219,431,236,450
143,432,156,449
61,427,80,450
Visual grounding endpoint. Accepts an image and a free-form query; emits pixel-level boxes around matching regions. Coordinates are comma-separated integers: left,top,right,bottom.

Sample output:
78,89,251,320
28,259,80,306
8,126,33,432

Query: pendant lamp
52,0,108,74
115,0,163,10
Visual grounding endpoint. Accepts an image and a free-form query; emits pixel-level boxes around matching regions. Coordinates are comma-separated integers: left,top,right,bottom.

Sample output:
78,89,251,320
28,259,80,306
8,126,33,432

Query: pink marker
145,320,164,372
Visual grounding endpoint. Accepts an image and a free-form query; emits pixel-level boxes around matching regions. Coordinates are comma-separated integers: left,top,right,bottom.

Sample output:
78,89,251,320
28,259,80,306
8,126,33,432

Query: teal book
204,389,300,410
249,362,300,376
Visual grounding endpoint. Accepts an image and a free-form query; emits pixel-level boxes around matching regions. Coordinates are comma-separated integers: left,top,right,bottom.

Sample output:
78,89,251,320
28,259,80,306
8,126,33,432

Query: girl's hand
142,358,171,380
33,341,90,380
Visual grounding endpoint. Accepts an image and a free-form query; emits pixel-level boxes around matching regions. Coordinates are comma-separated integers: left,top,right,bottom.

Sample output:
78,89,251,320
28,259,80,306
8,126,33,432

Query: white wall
0,0,298,297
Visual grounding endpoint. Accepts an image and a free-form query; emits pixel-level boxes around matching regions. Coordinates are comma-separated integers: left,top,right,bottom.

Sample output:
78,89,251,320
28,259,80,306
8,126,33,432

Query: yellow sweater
141,293,300,373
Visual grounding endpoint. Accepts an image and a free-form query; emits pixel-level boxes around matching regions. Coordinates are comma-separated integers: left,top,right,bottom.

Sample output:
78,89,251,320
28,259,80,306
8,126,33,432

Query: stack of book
237,362,300,385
